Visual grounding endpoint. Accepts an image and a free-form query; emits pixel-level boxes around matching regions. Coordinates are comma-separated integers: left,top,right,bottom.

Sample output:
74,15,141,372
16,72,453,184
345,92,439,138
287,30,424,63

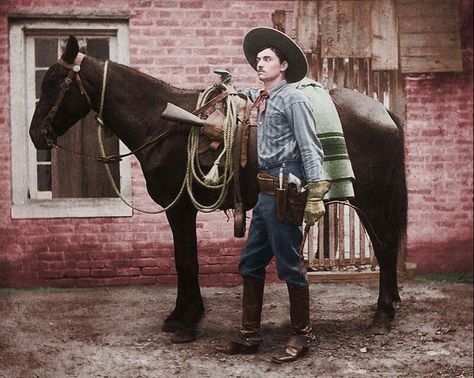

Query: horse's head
29,36,92,149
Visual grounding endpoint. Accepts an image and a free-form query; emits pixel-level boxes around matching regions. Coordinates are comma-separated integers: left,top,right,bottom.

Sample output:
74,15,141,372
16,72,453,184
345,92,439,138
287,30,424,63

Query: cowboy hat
243,27,308,83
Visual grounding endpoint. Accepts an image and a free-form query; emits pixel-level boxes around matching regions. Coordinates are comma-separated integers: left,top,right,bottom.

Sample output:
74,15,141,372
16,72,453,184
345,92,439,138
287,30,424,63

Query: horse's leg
353,177,404,325
353,195,402,329
164,202,204,343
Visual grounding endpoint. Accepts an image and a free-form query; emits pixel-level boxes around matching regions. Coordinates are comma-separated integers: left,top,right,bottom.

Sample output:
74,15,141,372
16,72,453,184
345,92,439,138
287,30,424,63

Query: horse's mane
104,58,200,98
81,56,200,136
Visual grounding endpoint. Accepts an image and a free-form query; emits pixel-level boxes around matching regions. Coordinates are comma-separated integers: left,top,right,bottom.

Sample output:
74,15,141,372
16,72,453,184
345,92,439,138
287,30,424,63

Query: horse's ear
62,36,79,64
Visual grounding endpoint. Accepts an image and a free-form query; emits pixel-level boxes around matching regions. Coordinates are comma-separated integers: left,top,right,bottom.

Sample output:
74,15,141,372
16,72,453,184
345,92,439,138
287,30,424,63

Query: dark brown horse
29,36,406,343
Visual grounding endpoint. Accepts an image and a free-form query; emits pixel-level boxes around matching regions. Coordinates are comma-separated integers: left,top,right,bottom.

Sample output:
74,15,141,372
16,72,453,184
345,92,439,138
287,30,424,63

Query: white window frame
10,17,132,219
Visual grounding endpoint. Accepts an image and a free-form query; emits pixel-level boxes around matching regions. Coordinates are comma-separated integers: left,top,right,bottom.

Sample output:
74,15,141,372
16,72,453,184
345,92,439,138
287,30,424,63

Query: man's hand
304,181,331,226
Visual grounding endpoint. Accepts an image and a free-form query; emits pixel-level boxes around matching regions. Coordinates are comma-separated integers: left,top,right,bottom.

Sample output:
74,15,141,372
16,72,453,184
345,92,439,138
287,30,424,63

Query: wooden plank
294,0,319,53
400,33,461,48
327,58,335,89
401,55,463,73
359,222,366,265
320,1,372,58
387,69,406,119
349,208,355,264
329,205,337,266
371,0,398,70
310,257,373,268
338,204,345,266
400,45,463,57
357,58,365,93
308,224,315,267
397,0,463,73
308,271,380,282
307,53,320,81
291,0,299,38
367,61,375,98
377,71,385,105
399,17,458,33
318,222,324,266
397,0,459,18
348,58,355,89
335,58,345,87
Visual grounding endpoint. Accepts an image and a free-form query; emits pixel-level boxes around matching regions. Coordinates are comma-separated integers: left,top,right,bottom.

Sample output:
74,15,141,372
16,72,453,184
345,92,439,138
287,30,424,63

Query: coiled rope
184,85,237,212
97,60,237,214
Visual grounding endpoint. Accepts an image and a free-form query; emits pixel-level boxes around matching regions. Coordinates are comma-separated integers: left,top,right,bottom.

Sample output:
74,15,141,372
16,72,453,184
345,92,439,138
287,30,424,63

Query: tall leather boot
215,276,265,354
271,283,315,363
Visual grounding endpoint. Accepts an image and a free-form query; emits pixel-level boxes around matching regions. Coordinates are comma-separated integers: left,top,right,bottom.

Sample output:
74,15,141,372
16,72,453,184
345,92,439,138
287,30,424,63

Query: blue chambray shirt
240,80,324,182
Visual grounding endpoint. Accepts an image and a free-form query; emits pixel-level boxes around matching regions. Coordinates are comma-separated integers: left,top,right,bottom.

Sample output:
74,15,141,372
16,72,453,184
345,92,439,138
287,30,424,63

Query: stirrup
271,334,313,364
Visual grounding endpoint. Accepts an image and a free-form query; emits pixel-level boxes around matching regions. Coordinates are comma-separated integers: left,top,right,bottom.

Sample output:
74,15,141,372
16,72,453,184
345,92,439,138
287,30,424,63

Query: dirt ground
0,278,472,378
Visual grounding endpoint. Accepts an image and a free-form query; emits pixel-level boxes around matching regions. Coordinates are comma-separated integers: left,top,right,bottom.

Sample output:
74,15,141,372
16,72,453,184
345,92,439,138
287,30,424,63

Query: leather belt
257,172,288,196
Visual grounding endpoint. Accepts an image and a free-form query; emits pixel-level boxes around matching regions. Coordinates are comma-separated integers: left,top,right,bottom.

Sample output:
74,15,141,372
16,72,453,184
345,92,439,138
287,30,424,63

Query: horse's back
329,87,399,138
330,88,405,202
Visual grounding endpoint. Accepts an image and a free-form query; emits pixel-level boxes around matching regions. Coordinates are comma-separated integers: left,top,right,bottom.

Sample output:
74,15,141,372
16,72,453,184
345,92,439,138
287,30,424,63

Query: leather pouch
275,188,288,223
288,189,308,227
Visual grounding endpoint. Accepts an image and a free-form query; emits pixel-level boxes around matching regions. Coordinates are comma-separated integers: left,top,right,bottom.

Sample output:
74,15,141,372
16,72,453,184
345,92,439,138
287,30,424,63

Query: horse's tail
386,109,408,248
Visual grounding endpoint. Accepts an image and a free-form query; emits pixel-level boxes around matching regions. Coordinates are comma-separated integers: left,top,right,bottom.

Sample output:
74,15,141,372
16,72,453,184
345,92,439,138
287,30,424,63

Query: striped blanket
291,78,355,200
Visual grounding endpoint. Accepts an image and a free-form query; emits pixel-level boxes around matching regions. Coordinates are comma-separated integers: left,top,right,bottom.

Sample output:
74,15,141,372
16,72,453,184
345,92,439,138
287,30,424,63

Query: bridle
40,58,91,147
39,57,174,164
39,56,230,164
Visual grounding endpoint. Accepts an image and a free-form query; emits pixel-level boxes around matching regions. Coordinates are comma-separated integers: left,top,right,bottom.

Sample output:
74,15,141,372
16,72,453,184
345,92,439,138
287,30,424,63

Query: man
215,27,330,363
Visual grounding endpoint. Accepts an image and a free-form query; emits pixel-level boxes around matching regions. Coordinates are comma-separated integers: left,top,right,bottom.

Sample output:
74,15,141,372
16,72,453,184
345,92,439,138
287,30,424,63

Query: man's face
255,48,288,83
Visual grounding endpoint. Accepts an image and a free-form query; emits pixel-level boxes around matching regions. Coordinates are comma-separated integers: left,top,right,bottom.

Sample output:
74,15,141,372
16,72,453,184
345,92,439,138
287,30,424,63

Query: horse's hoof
171,328,197,343
161,320,181,333
371,321,390,335
374,307,395,324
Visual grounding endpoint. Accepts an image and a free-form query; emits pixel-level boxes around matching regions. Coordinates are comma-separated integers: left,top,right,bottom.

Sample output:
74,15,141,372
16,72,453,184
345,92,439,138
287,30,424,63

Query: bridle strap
57,58,92,106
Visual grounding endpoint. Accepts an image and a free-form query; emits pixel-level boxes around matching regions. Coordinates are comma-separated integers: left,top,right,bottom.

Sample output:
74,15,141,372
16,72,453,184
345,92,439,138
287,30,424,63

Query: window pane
35,39,57,67
35,70,47,99
37,165,51,191
37,149,51,162
87,38,110,60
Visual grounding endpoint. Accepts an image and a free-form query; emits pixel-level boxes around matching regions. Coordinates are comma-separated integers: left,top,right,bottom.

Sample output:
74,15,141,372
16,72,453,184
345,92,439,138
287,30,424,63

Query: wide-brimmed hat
243,27,308,83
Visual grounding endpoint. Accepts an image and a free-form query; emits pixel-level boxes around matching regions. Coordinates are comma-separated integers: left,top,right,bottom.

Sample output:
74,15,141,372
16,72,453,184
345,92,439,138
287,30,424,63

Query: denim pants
239,161,308,287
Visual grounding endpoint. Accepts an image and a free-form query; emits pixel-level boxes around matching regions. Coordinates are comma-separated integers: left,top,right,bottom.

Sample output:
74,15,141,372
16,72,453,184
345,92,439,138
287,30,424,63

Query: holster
276,188,287,223
257,172,307,226
288,189,308,227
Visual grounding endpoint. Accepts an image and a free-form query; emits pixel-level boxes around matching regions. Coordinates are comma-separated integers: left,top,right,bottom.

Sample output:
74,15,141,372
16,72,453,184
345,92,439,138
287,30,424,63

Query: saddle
196,86,259,237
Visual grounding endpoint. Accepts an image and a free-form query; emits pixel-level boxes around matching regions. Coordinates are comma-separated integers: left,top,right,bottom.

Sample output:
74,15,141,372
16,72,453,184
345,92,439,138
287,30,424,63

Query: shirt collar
266,80,288,100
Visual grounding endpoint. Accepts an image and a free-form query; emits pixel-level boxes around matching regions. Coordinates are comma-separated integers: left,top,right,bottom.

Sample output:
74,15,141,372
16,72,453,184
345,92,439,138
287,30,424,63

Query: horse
29,36,407,343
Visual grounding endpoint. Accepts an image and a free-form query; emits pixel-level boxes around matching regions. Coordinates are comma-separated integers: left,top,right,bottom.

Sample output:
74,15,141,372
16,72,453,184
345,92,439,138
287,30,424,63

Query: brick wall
404,0,473,272
0,0,472,289
405,73,473,272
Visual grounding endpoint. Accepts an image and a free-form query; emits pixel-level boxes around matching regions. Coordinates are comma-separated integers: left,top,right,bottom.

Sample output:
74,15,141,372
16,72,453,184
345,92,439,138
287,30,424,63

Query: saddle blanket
291,78,355,200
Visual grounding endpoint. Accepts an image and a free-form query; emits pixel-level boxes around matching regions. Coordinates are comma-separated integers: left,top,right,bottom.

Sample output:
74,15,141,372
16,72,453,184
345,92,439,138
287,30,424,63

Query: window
9,17,132,218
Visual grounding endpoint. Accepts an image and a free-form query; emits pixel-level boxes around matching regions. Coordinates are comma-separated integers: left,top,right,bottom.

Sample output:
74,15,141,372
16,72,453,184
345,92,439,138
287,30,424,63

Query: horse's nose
29,115,51,150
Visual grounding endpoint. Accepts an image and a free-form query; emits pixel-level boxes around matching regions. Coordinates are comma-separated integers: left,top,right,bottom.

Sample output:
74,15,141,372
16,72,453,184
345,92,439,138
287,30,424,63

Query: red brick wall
405,73,473,272
0,0,472,289
404,0,473,272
